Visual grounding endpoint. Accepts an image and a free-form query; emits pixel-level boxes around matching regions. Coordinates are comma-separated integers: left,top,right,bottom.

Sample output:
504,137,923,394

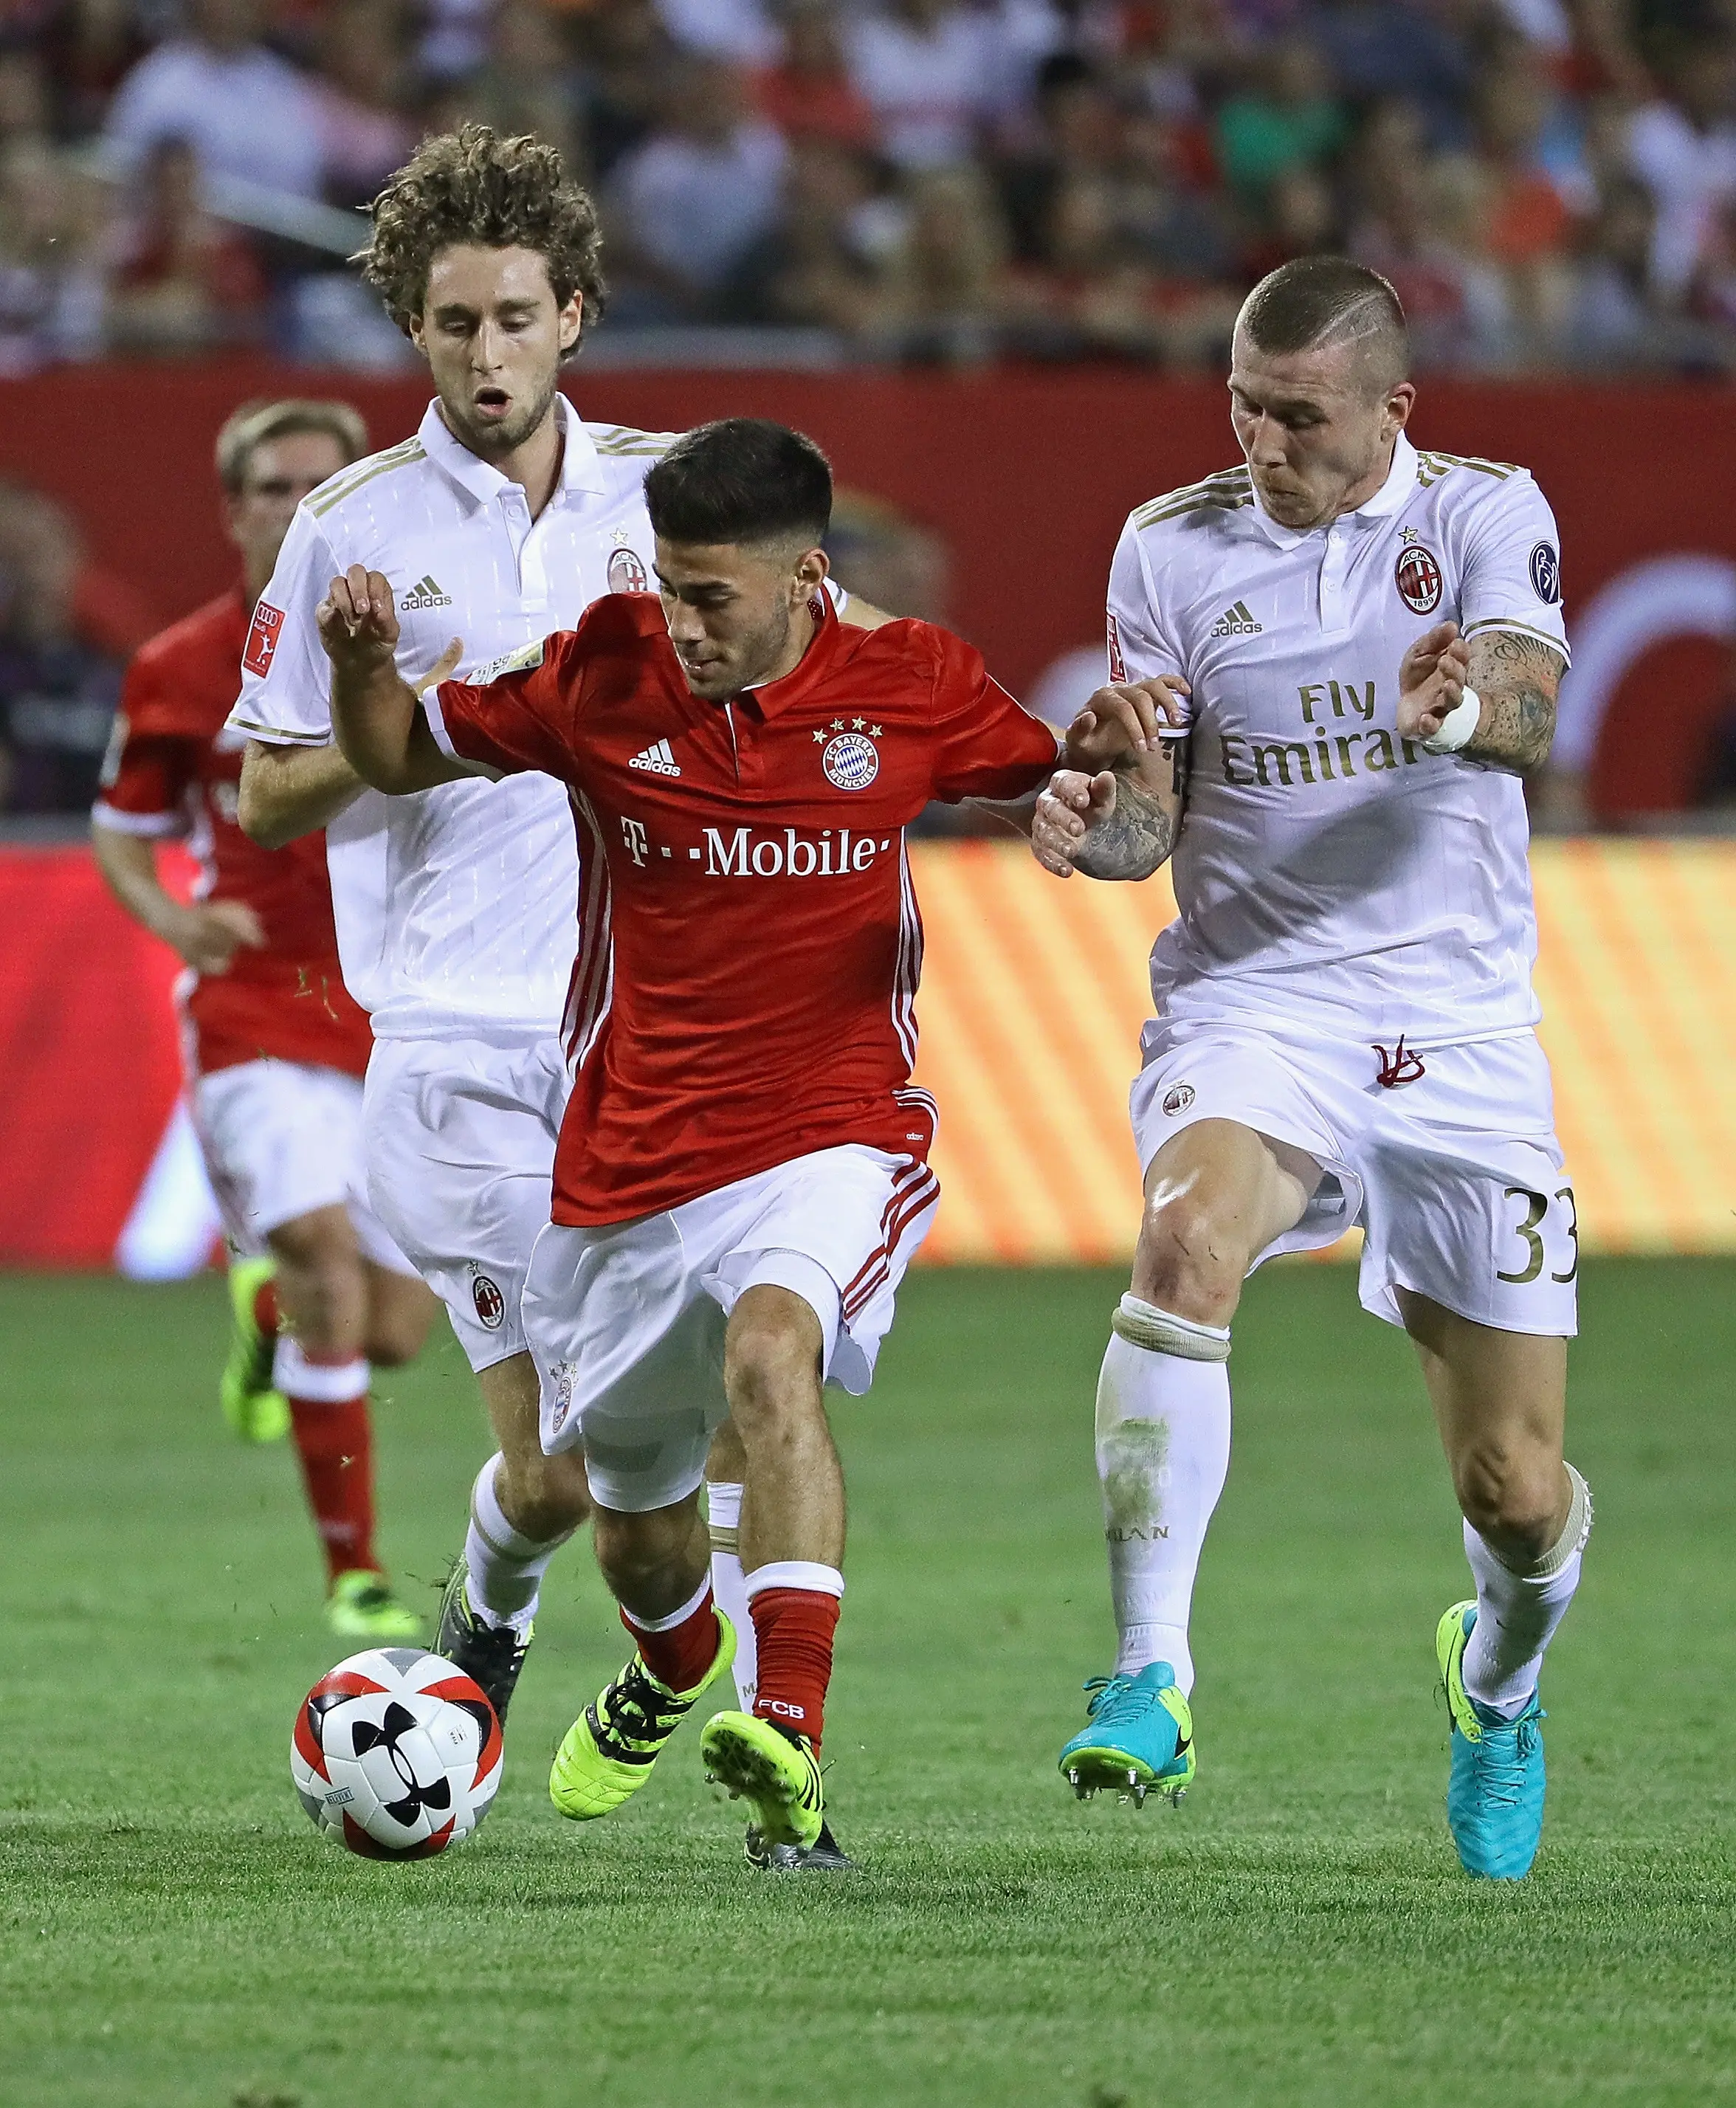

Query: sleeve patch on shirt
243,601,285,678
1106,610,1126,681
1529,542,1562,605
469,638,545,685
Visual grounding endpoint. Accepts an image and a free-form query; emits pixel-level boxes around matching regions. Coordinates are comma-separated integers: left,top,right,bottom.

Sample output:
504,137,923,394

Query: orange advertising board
909,838,1736,1262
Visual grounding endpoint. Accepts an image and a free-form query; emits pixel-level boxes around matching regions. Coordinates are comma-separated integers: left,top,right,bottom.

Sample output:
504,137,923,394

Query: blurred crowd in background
0,0,1732,374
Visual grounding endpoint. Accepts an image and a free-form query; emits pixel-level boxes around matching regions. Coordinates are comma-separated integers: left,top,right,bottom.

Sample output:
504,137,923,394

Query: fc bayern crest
1529,541,1561,604
1162,1083,1196,1116
1395,543,1442,614
470,1272,505,1330
607,546,649,593
822,731,880,791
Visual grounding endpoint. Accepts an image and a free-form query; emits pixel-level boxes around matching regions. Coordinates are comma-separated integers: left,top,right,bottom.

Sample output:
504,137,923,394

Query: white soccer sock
706,1481,757,1710
1461,1465,1592,1720
1098,1295,1233,1697
463,1456,576,1634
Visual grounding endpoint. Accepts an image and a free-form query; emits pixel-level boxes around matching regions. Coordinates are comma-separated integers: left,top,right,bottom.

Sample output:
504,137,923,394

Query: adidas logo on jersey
628,738,681,777
400,574,453,610
1210,600,1262,636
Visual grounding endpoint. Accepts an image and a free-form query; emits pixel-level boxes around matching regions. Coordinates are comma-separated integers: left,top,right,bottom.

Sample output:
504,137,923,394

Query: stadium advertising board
2,839,1732,1271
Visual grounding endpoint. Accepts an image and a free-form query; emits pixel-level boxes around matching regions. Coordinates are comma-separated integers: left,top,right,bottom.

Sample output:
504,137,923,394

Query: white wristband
1422,686,1481,754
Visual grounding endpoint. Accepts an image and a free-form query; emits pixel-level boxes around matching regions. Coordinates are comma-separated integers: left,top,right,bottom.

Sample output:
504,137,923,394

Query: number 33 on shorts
1494,1181,1579,1287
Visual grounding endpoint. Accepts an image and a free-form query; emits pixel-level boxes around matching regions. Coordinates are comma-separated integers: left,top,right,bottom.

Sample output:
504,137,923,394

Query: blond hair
215,399,369,493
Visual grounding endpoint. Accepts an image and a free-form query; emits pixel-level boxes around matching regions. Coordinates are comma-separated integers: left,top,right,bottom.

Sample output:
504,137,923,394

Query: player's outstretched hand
1066,676,1191,771
169,898,266,975
317,565,402,675
1396,621,1471,740
1032,768,1117,879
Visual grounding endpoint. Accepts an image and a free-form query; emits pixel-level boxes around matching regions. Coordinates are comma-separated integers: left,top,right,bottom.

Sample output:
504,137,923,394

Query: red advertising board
2,365,1732,819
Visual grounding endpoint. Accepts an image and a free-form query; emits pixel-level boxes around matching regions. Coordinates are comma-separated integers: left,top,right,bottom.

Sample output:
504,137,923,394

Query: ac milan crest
608,547,650,593
1394,544,1442,614
470,1272,505,1329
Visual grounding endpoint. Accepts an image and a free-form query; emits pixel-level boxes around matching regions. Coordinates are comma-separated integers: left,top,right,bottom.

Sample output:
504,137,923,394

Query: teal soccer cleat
1437,1599,1547,1880
1058,1661,1194,1807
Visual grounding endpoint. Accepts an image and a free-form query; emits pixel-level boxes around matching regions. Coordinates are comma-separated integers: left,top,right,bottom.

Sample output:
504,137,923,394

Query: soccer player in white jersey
1033,258,1589,1881
224,126,661,1733
227,128,882,1866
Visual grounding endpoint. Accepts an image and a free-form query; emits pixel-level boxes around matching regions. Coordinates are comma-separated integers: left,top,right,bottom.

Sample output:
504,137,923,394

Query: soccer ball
291,1647,502,1859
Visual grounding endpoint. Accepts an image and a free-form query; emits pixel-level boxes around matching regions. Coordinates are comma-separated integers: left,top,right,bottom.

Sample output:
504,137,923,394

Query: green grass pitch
1,1260,1733,2107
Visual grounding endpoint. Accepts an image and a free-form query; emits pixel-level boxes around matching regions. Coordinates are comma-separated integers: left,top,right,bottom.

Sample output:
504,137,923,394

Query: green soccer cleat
327,1568,423,1644
218,1255,289,1443
550,1611,736,1821
433,1554,533,1725
1437,1599,1548,1881
1058,1661,1195,1807
700,1710,825,1853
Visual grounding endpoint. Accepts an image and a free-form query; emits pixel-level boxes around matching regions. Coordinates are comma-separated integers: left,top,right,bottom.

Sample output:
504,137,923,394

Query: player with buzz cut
316,417,1161,1859
227,127,892,1866
1034,256,1589,1881
92,399,440,1642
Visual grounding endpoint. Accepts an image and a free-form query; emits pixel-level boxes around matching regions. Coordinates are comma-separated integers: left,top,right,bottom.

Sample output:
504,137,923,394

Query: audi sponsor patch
244,601,285,677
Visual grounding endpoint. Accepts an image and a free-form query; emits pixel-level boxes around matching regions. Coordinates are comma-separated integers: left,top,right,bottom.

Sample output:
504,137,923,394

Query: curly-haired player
227,128,886,1866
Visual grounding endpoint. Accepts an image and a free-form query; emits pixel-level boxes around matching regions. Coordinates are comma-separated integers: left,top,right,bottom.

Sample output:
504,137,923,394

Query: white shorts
522,1143,941,1513
1130,1020,1578,1337
363,1033,568,1372
191,1058,416,1276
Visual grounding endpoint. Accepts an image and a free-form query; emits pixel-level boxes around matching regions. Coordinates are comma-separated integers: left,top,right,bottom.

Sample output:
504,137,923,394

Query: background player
92,399,438,1642
1034,258,1591,1881
316,417,1159,1859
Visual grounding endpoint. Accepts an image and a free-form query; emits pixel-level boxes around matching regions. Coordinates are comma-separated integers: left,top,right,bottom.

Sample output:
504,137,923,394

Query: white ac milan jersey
227,396,669,1042
1108,432,1569,1044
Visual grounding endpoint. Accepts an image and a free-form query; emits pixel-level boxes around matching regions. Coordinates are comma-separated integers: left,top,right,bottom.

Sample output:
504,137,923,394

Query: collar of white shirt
417,391,608,511
1250,431,1419,549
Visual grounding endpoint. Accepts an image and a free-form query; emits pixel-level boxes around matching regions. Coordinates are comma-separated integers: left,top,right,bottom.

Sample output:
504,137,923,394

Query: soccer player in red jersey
92,400,439,1642
319,418,1158,1850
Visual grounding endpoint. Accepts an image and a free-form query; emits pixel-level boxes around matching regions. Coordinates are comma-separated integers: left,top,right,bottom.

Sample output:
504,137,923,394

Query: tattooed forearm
1461,630,1565,775
1072,749,1184,880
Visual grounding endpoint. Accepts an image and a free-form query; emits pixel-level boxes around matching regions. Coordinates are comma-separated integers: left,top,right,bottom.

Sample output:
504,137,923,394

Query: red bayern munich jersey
428,591,1058,1223
97,588,373,1078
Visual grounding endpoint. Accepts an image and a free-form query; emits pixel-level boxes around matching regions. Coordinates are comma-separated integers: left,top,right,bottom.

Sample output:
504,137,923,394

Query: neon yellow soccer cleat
550,1611,736,1821
700,1709,825,1853
218,1254,289,1443
327,1568,423,1643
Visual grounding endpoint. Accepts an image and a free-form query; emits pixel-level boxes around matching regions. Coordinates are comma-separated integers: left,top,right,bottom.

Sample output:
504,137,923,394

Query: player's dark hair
216,399,368,493
1240,256,1409,388
356,123,607,342
644,419,833,551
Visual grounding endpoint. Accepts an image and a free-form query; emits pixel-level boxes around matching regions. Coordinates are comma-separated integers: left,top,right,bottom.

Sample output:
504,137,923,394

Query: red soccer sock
749,1582,842,1750
282,1348,377,1583
624,1583,721,1694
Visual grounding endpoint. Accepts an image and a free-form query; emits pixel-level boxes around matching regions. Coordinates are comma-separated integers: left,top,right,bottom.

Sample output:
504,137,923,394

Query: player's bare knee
1134,1194,1247,1327
592,1497,695,1591
499,1447,590,1538
723,1289,824,1433
1453,1440,1563,1555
